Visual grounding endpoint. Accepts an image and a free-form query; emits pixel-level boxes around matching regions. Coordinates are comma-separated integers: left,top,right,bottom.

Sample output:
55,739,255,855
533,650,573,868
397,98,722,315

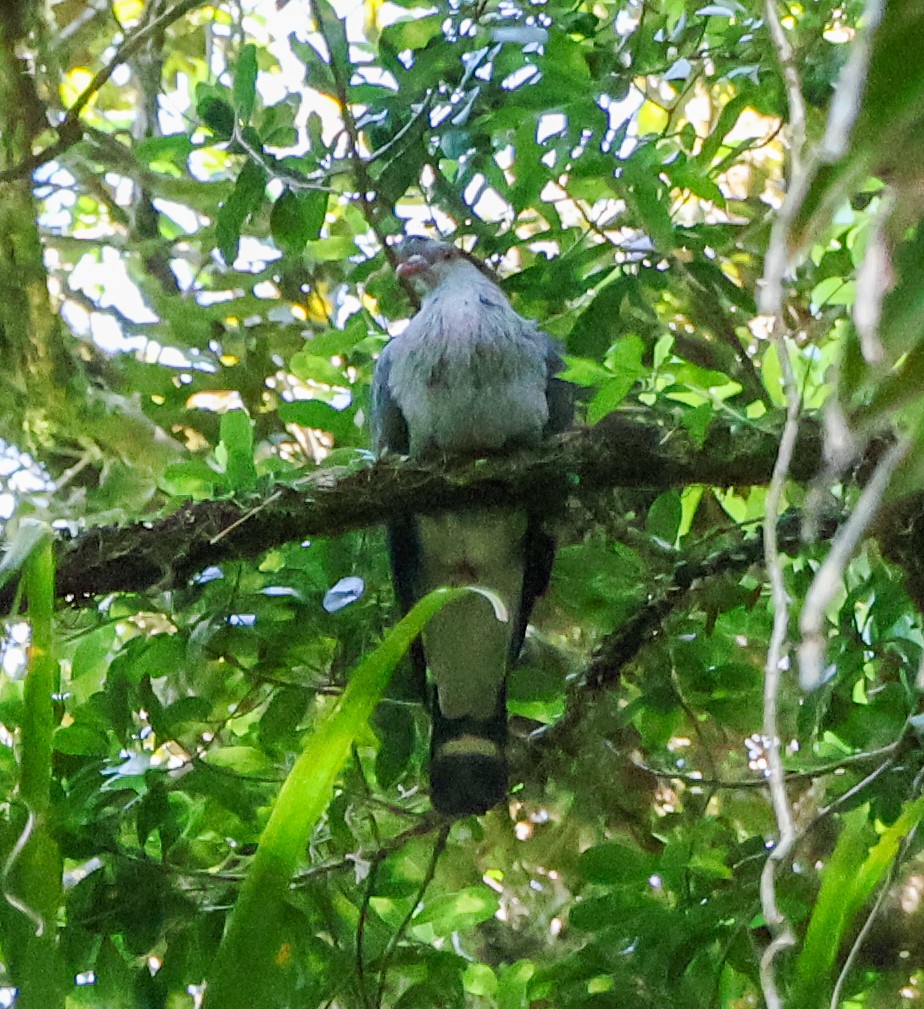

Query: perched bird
370,237,572,816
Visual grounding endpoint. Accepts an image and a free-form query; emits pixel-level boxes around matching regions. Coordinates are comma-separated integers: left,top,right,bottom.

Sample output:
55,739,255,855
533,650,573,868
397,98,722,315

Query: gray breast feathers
384,289,553,457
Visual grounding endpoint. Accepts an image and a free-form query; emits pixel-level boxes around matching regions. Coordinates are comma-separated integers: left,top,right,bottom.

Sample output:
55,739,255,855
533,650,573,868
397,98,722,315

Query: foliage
1,0,924,1007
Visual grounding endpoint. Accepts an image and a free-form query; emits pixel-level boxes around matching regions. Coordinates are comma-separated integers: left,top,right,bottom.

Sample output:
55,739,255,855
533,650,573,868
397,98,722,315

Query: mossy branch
3,415,825,610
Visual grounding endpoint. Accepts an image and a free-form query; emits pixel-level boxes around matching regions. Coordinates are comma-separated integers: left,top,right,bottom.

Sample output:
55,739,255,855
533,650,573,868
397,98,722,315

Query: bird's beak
396,255,428,280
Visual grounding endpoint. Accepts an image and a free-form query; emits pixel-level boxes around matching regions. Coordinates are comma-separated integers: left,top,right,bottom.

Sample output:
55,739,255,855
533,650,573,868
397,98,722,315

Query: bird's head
394,237,496,296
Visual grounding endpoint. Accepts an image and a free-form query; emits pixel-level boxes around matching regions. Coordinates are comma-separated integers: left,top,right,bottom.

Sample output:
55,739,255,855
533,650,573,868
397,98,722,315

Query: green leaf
380,14,444,51
311,0,349,71
119,634,185,684
53,722,110,756
70,624,118,685
792,1,924,248
587,375,635,423
791,796,924,1008
278,398,355,443
300,187,329,239
159,695,212,736
680,402,714,449
585,334,646,423
497,961,535,1009
260,686,309,746
233,43,259,124
698,91,751,166
134,134,196,170
373,702,416,788
622,154,674,251
667,157,725,204
568,276,626,360
646,491,682,545
216,160,267,265
463,963,497,998
577,842,654,885
277,399,338,428
219,410,258,493
305,235,358,261
161,460,223,499
0,521,51,591
203,745,276,777
270,188,328,255
289,35,337,97
412,886,500,934
289,351,349,387
196,84,235,140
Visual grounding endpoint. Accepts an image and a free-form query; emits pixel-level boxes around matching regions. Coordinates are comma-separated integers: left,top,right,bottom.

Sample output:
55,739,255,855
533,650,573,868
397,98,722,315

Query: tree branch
4,415,826,610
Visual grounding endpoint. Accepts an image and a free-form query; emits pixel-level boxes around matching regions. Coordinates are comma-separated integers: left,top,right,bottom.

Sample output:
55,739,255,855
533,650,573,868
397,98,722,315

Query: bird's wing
370,340,410,455
512,336,574,657
544,338,575,439
371,341,427,697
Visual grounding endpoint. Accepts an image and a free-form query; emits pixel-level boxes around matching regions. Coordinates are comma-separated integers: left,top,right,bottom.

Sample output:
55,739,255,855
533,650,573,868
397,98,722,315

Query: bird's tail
429,693,507,817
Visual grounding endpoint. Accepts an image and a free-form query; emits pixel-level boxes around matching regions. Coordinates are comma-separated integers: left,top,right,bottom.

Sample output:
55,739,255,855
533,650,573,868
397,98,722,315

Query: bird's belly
417,508,528,721
418,508,528,588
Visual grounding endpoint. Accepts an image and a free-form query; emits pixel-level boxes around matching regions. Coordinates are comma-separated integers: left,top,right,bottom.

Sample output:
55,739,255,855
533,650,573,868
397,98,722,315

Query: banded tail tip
430,735,507,817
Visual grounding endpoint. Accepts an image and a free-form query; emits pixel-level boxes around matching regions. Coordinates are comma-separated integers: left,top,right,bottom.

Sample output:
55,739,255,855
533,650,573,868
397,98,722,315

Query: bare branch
633,740,902,792
528,509,840,756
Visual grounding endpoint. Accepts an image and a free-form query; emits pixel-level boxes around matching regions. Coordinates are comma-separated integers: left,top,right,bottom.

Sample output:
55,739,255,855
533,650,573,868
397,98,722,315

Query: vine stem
757,326,800,1009
375,823,451,1009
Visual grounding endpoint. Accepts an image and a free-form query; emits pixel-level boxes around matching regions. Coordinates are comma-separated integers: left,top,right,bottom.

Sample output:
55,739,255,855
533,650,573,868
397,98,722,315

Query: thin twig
633,739,903,790
365,93,433,165
293,815,441,886
355,858,379,1009
208,490,282,545
758,324,801,1009
809,753,898,828
231,122,339,193
374,823,450,1009
798,434,912,690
